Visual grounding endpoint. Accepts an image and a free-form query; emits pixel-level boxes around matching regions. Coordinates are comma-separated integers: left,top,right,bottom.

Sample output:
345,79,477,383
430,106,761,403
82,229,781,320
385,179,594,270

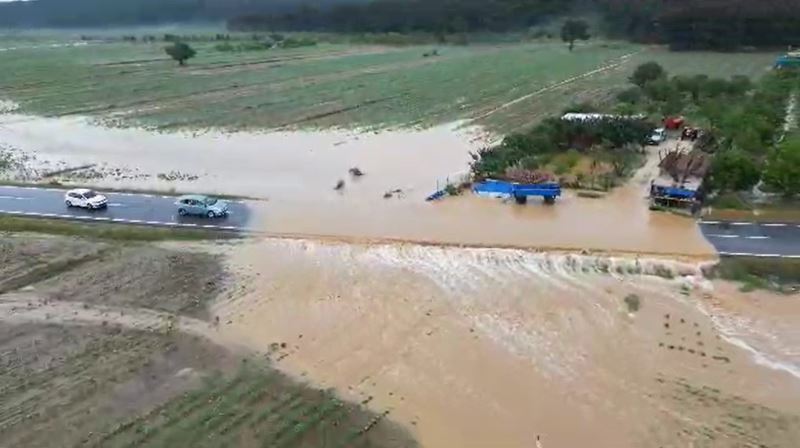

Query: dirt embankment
0,234,417,448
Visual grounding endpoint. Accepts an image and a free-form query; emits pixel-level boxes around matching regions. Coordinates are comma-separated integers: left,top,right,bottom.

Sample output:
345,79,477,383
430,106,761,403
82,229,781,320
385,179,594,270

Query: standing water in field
215,238,800,448
0,113,713,256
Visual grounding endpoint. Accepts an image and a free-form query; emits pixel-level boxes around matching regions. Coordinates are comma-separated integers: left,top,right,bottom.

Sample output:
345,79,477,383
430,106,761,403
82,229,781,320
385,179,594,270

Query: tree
763,137,800,196
165,42,196,66
561,19,590,51
707,150,761,192
630,62,666,88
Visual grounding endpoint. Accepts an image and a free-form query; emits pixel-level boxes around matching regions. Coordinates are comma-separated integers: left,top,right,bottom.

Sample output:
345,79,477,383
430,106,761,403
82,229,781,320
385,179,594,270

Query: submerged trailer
473,179,561,204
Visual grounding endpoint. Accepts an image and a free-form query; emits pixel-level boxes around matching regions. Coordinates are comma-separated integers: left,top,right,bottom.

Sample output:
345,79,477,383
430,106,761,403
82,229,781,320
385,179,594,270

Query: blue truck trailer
473,179,562,204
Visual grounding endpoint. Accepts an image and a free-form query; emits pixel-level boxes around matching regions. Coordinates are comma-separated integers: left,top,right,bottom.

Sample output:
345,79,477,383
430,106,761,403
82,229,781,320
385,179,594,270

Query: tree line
229,0,570,33
2,0,799,51
600,0,800,50
0,0,357,27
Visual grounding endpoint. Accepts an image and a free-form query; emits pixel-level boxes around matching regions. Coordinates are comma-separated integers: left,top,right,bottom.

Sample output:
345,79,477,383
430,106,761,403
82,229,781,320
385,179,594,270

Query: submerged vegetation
471,114,651,189
715,257,800,293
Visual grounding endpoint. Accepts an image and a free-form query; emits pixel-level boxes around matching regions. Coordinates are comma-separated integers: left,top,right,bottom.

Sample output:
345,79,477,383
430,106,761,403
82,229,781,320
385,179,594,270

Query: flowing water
213,239,800,448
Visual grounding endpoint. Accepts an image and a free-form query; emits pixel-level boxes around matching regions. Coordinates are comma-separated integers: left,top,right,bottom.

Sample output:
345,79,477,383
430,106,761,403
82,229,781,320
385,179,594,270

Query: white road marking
731,222,753,226
744,236,770,240
1,209,246,232
718,252,800,259
763,223,788,227
707,234,740,239
108,203,126,207
699,220,720,225
0,195,30,200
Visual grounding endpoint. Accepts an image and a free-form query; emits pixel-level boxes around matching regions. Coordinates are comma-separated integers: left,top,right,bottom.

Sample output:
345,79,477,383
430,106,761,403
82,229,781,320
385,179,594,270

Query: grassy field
0,235,416,447
0,31,779,134
0,215,233,241
714,257,800,293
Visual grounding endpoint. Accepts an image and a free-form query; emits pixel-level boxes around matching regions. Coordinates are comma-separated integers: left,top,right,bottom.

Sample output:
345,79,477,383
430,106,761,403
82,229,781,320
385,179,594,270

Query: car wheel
178,208,187,216
206,211,216,218
66,200,73,207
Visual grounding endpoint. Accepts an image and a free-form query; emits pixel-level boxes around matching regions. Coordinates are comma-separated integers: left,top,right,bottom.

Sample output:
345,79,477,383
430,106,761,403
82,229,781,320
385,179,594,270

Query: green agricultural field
0,31,779,134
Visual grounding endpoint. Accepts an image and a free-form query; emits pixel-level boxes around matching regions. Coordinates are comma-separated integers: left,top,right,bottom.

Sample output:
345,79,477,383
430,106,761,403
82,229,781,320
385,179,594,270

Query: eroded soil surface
0,234,417,448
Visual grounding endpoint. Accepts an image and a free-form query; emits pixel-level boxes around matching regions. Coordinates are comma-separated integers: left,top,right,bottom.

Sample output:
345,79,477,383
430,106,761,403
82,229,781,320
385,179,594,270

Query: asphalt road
0,185,252,231
700,220,800,258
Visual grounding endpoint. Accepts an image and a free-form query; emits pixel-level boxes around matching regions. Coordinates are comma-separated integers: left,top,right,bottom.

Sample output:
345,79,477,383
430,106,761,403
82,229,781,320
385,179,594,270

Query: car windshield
203,197,218,206
83,191,97,198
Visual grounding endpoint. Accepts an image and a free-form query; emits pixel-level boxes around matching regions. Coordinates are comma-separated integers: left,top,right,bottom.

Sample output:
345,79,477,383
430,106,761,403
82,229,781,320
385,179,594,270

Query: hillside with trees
599,0,800,50
0,0,363,27
228,0,571,33
2,0,799,52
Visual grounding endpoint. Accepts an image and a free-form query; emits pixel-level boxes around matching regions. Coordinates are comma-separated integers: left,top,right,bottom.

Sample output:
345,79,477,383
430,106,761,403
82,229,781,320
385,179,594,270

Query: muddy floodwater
215,239,800,447
0,113,712,256
2,112,799,446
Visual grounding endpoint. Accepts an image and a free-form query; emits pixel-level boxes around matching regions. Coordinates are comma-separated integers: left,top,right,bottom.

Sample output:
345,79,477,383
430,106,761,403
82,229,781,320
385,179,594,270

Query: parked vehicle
647,128,667,145
65,188,108,209
175,194,229,218
681,127,700,141
663,116,685,130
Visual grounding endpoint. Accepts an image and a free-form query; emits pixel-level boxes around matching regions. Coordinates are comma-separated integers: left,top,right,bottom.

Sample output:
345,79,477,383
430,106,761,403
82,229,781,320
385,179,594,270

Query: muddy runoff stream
0,113,713,256
213,239,800,447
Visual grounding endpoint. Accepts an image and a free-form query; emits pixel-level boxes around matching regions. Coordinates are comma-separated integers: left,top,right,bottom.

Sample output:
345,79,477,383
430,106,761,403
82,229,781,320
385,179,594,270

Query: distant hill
0,0,365,27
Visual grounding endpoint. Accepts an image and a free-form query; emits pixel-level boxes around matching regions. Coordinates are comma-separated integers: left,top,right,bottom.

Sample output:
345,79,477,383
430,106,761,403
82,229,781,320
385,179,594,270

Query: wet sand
0,113,713,256
215,239,800,447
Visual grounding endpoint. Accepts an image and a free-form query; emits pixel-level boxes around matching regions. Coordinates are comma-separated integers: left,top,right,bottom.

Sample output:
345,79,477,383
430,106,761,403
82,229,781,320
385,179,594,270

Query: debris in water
383,188,403,199
624,294,641,313
349,167,365,177
334,179,345,191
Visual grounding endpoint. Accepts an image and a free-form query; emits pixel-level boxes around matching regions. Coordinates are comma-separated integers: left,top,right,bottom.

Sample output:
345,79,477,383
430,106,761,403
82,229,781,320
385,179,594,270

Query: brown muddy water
0,113,712,256
2,112,799,446
214,239,800,447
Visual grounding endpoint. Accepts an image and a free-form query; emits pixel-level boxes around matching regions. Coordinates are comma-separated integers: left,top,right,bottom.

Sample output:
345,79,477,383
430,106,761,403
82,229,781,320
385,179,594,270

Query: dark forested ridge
229,0,570,33
0,0,365,27
601,0,800,49
1,0,799,51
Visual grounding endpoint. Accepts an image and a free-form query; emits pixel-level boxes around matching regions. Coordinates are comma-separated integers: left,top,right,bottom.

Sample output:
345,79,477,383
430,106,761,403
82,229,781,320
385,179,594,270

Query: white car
647,128,667,145
65,188,108,209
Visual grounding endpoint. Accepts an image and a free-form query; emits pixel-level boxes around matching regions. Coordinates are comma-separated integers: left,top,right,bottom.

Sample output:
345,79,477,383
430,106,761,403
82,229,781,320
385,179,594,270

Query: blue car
175,195,229,218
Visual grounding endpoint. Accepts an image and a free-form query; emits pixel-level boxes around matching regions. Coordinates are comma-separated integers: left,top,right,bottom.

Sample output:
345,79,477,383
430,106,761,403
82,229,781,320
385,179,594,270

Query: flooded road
214,239,800,447
3,111,799,446
0,113,713,256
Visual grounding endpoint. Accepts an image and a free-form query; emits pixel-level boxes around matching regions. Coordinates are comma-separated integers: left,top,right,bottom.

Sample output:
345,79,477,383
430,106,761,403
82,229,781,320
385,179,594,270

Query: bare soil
34,244,227,319
0,235,417,448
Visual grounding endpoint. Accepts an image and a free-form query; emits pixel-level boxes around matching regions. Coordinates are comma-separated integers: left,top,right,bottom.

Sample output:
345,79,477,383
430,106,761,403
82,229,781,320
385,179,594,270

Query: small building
561,113,645,122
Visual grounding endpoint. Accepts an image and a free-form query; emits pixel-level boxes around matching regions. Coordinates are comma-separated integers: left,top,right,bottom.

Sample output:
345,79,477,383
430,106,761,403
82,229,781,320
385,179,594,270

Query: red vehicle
664,116,685,130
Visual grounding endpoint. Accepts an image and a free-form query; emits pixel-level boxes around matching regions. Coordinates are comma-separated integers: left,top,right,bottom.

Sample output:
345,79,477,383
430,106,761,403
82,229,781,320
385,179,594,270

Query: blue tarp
651,185,696,200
